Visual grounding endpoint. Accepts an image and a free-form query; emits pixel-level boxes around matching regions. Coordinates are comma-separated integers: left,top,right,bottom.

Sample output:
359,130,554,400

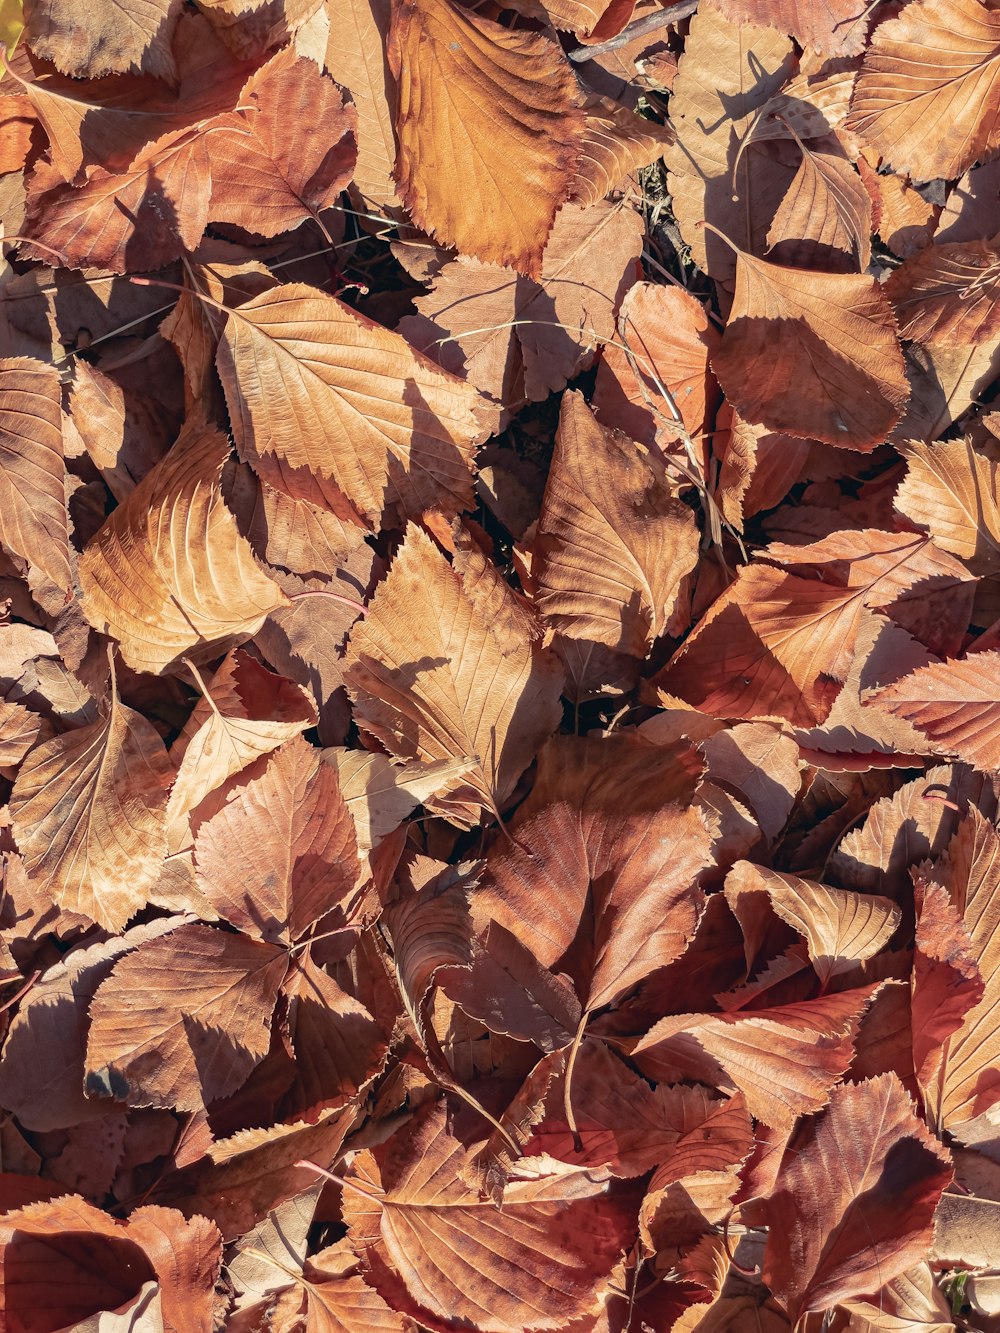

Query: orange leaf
216,282,488,524
0,355,71,590
344,523,564,826
387,0,585,277
9,684,173,931
79,420,288,675
193,736,360,945
887,236,1000,344
872,652,1000,772
22,127,211,273
85,922,288,1111
532,392,699,658
342,1100,636,1333
711,245,908,447
846,0,1000,181
23,0,186,81
207,46,357,238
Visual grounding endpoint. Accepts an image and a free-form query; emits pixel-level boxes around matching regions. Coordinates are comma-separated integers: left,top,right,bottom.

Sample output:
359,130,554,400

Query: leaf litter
0,0,997,1328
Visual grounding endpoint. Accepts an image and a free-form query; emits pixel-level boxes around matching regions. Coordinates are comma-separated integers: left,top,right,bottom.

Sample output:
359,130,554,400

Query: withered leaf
342,1101,636,1333
471,733,712,1013
86,922,288,1111
760,1074,953,1321
194,735,360,945
711,246,908,448
887,237,1000,345
387,0,585,277
79,420,288,675
532,392,699,658
846,0,1000,181
0,355,71,590
10,681,172,931
207,46,357,238
216,282,488,524
23,0,186,82
344,523,564,826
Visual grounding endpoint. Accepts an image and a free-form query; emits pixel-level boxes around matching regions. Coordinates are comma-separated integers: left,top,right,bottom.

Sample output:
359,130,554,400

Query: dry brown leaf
871,652,1000,773
0,917,186,1132
194,736,359,945
22,129,211,274
569,95,674,206
216,281,487,524
872,170,939,259
342,1100,636,1333
711,246,908,448
9,679,172,931
471,733,712,1013
655,531,972,726
85,922,288,1111
207,46,357,237
632,987,877,1130
166,648,317,849
894,437,1000,575
665,0,796,285
920,810,1000,1131
23,0,185,82
892,339,1000,444
846,0,1000,181
79,420,288,675
593,280,721,447
886,236,1000,344
759,1074,953,1322
397,198,643,417
387,0,585,277
323,0,400,216
196,0,323,58
344,523,563,825
0,355,71,590
323,749,476,854
765,135,872,271
712,0,872,55
725,860,900,983
531,392,698,659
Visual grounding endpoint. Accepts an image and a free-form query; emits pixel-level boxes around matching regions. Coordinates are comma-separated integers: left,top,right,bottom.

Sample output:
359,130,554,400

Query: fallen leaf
22,0,185,81
193,735,359,944
887,236,1000,344
846,0,1000,181
206,46,357,237
0,355,71,590
344,523,563,825
665,0,795,285
85,922,288,1111
710,244,908,447
79,419,288,675
216,281,488,524
387,0,585,276
9,674,173,930
531,391,699,657
872,652,1000,773
342,1100,636,1333
759,1074,953,1322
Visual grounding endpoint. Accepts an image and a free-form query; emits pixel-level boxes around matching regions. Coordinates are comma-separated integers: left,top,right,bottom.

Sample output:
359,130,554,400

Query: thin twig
567,0,698,62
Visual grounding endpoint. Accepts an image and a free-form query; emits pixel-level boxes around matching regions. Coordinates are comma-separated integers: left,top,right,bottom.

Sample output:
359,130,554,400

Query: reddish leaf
760,1074,953,1321
342,1101,636,1333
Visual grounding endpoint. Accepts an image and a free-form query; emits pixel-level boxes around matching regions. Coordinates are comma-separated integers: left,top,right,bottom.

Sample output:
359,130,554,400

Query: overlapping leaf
216,282,488,524
387,0,585,277
79,420,287,674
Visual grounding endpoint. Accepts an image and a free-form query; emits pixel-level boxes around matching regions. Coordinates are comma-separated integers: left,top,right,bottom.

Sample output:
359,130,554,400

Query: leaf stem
562,1009,590,1148
286,587,368,618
